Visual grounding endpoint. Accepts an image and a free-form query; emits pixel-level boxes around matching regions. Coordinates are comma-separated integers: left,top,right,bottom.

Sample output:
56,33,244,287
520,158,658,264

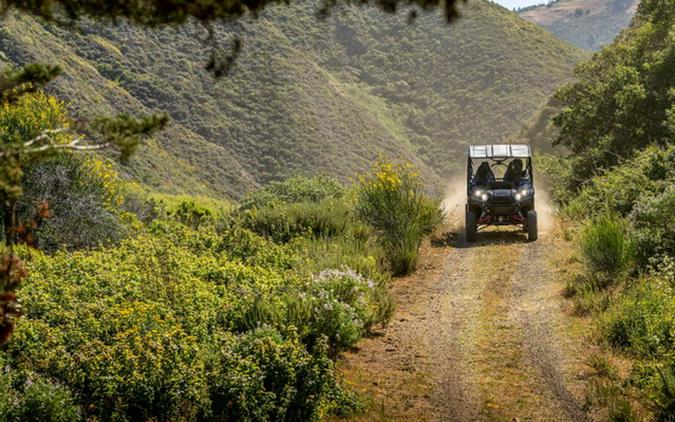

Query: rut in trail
340,228,590,421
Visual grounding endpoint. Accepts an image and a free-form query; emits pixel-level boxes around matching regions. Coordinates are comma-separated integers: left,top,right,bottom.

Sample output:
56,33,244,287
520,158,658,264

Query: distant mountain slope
0,0,584,198
518,0,639,50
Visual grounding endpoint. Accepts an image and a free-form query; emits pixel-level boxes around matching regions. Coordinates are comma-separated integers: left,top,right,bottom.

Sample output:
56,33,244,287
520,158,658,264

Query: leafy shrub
630,186,675,268
601,276,675,360
562,146,675,219
6,227,335,420
290,234,386,283
231,268,392,354
4,200,393,420
356,161,443,275
305,268,391,352
650,363,675,421
0,361,80,422
1,94,130,253
238,198,350,243
170,200,213,229
218,226,296,270
209,328,334,422
579,213,634,286
240,175,345,210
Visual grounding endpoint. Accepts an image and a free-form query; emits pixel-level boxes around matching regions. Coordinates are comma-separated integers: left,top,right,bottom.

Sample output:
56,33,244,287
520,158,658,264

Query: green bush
209,328,334,422
231,267,392,354
356,161,443,276
289,234,386,282
238,198,350,243
651,363,675,421
5,225,340,420
240,175,345,210
305,268,391,352
218,226,296,270
0,357,80,422
564,146,675,219
601,276,675,360
579,213,634,286
3,198,394,420
169,200,213,229
630,187,675,268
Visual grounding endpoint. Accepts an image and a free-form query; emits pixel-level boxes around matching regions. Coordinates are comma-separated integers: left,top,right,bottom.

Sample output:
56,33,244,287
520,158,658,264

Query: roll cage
466,144,533,193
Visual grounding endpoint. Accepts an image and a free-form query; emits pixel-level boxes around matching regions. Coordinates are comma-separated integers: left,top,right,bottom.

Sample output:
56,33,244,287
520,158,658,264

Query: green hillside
0,0,584,198
518,0,639,50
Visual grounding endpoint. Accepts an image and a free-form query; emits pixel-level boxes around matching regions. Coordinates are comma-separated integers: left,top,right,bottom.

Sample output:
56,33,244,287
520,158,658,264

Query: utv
465,144,537,242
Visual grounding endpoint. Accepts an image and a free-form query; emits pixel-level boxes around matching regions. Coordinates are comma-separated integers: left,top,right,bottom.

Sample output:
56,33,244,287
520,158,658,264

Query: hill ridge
518,0,639,50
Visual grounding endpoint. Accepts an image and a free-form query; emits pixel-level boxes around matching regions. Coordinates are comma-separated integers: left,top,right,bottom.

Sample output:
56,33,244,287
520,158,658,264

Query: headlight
481,193,488,201
515,193,522,201
520,188,529,196
473,189,483,197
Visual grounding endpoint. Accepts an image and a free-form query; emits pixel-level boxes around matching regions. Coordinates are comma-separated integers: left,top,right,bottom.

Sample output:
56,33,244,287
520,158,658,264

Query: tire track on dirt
340,228,589,422
509,239,589,422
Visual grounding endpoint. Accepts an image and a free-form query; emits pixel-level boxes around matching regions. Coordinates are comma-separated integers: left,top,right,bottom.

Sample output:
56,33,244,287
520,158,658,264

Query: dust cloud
441,175,469,230
533,181,556,234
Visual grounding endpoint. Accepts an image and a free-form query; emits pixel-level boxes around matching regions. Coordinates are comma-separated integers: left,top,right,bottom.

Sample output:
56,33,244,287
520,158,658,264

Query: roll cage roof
469,144,531,159
467,144,533,193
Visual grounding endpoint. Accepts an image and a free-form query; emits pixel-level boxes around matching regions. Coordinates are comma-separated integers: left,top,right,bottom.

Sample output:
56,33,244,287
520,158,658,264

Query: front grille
489,190,514,214
491,189,512,204
491,205,515,214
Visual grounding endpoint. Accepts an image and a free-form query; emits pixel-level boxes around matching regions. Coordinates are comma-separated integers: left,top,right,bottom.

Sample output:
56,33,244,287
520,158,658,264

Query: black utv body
465,144,538,242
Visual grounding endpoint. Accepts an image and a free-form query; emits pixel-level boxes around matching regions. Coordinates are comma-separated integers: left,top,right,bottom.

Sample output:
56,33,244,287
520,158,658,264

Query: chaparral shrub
239,175,345,211
356,161,443,275
601,276,675,360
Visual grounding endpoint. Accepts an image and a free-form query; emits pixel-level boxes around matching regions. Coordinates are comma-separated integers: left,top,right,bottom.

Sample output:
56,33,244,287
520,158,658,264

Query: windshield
469,157,531,185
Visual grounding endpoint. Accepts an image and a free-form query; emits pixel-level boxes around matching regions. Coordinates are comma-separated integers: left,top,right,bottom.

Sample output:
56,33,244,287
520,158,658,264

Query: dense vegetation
518,0,638,50
0,0,584,198
0,1,585,418
0,89,444,420
538,0,674,418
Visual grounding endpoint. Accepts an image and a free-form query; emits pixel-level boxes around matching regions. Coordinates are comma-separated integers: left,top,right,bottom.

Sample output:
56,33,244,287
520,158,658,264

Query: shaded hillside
518,0,639,50
0,0,584,198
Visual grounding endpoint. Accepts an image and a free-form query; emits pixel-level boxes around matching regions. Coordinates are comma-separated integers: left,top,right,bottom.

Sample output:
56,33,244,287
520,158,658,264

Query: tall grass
579,213,634,287
356,161,443,276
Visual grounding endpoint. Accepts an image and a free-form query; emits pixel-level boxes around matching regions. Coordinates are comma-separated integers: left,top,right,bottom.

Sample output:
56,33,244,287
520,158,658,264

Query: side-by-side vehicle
466,144,537,242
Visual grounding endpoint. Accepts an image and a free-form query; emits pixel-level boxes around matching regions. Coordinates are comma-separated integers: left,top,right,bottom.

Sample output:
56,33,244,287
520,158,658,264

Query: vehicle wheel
527,210,538,242
466,210,477,242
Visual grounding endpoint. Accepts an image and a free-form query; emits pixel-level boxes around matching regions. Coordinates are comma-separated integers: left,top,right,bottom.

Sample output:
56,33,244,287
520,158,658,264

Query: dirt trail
340,209,590,421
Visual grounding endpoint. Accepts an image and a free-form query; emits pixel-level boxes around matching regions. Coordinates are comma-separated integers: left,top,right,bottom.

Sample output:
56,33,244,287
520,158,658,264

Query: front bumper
468,195,534,225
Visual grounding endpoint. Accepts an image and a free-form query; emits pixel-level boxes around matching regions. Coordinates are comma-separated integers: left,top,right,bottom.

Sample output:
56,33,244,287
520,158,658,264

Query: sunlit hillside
0,0,584,198
518,0,639,50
